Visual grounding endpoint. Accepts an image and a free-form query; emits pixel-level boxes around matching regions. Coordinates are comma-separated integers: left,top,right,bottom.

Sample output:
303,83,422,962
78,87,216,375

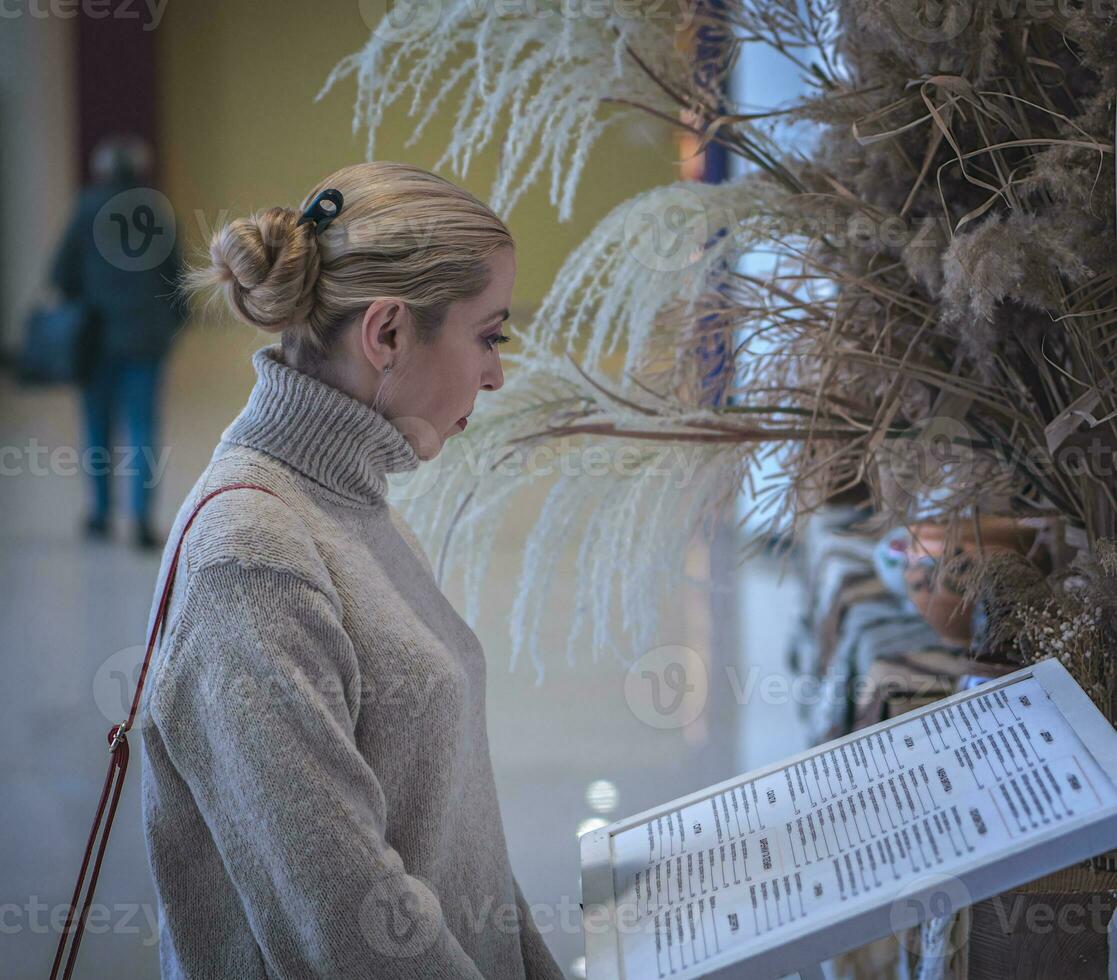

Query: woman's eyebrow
476,308,510,327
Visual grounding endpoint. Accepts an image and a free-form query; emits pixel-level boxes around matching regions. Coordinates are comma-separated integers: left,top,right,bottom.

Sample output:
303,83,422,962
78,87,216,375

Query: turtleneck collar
219,343,420,505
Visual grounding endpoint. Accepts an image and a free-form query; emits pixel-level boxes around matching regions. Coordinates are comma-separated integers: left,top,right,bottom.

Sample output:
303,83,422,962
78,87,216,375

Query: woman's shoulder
170,449,335,596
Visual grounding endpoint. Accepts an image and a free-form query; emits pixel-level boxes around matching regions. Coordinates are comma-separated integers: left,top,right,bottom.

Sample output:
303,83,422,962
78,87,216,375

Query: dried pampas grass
334,0,1117,695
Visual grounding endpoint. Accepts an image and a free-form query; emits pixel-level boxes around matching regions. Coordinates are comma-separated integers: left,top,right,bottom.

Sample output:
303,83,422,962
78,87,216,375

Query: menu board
580,659,1117,980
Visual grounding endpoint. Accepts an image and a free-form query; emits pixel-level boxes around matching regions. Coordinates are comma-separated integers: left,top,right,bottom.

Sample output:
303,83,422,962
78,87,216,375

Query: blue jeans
80,352,164,524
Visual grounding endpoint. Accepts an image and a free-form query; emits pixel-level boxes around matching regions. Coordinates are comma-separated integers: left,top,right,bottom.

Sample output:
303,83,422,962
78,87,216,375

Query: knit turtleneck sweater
139,343,565,980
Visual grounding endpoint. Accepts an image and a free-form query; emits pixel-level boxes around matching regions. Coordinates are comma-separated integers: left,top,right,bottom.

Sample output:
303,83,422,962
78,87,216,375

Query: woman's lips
457,417,468,430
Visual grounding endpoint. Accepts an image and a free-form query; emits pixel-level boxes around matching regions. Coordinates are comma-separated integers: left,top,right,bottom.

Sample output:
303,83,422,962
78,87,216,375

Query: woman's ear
358,298,408,373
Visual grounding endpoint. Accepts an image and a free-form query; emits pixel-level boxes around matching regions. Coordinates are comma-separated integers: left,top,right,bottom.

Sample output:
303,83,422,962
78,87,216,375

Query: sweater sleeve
147,561,486,980
511,875,566,980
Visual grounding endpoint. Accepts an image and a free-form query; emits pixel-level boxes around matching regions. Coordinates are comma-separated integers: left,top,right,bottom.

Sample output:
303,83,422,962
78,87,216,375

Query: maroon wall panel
75,10,158,183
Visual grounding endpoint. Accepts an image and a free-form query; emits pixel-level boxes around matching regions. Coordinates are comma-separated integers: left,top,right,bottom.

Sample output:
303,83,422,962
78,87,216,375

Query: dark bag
18,301,100,385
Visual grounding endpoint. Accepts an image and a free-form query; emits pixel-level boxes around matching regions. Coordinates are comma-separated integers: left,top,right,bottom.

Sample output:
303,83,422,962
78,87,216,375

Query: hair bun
183,162,515,365
205,206,321,332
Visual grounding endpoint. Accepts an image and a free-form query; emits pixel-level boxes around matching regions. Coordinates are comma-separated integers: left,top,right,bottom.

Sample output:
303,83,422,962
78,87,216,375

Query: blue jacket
50,178,187,362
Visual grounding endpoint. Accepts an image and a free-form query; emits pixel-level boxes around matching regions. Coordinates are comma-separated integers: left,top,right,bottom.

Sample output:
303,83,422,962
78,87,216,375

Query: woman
139,162,565,979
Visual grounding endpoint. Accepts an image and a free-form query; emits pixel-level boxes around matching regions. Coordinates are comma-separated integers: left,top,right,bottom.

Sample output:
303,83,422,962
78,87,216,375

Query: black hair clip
297,188,344,233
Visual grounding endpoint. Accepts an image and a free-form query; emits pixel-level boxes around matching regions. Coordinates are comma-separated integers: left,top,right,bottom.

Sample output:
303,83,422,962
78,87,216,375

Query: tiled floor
0,328,804,978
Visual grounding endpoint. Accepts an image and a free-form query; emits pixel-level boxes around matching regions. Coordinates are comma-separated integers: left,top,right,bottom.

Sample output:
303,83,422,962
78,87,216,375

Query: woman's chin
413,435,447,462
391,419,445,461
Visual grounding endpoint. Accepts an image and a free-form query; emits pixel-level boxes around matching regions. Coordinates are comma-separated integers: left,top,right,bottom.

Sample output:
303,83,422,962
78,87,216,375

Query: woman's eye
485,333,511,350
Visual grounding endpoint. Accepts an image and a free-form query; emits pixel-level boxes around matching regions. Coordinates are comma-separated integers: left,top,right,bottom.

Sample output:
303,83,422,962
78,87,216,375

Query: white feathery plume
523,174,789,377
319,7,703,221
375,162,853,680
389,341,760,682
335,2,800,679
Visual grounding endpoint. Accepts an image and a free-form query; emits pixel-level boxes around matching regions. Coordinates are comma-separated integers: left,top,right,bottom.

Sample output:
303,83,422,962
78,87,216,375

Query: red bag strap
50,482,283,980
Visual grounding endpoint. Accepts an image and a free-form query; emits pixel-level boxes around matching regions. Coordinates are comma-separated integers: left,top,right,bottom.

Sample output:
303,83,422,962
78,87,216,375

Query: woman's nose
481,356,504,392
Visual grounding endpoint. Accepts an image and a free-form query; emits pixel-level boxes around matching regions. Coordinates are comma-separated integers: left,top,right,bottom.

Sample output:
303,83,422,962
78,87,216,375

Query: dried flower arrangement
322,0,1117,707
954,538,1117,717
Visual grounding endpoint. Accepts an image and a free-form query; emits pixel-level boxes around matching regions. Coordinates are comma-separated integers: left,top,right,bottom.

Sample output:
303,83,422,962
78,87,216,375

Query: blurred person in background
49,134,185,550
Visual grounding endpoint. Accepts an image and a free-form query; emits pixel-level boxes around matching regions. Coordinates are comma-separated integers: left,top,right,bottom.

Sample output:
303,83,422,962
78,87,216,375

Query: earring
384,364,393,375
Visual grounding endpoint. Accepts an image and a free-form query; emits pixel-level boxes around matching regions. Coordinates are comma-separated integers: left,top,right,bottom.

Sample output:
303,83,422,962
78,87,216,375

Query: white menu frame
580,658,1117,980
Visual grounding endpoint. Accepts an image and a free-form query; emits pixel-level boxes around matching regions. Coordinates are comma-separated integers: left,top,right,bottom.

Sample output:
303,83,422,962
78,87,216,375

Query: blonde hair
187,161,514,370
